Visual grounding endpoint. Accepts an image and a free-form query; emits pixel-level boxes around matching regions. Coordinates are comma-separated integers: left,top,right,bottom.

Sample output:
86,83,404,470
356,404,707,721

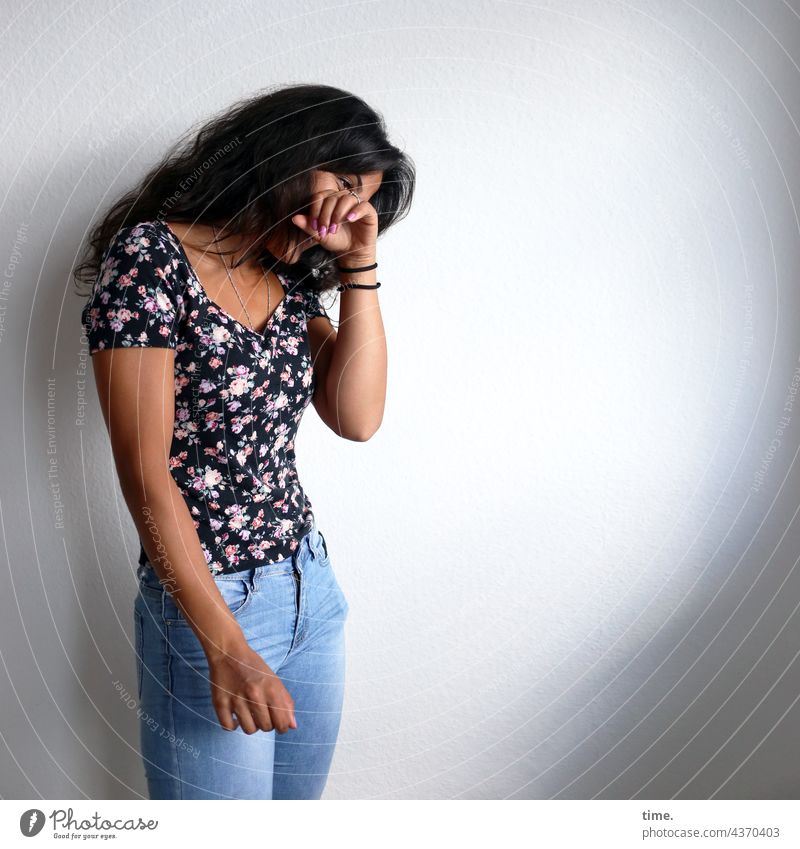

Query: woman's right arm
91,345,297,734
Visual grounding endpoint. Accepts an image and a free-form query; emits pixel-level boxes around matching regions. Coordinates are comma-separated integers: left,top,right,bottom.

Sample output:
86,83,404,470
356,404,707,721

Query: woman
74,83,415,800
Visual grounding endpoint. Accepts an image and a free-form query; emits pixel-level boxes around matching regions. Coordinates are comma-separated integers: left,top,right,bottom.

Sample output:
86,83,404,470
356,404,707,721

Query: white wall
2,0,800,799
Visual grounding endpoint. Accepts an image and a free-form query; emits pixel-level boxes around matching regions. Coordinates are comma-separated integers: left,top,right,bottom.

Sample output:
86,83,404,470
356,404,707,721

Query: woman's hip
134,523,349,679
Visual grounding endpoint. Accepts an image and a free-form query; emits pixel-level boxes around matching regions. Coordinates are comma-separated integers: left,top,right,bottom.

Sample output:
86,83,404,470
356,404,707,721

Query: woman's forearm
120,466,248,658
325,253,387,440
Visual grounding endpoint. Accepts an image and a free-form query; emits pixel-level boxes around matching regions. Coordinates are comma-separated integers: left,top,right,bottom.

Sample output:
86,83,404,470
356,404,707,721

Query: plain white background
1,0,800,799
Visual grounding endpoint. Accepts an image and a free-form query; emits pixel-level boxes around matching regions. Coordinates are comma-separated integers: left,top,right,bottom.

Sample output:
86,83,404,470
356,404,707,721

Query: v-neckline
160,219,289,340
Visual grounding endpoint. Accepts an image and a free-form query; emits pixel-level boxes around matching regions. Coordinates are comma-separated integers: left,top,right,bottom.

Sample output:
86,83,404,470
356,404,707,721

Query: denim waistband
137,521,327,588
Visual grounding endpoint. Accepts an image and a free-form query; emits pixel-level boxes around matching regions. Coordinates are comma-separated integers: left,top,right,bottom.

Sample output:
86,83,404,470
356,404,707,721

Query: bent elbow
345,422,382,442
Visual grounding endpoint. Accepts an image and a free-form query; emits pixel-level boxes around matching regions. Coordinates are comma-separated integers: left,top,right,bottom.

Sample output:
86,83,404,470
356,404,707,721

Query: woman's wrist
199,617,250,660
335,250,377,269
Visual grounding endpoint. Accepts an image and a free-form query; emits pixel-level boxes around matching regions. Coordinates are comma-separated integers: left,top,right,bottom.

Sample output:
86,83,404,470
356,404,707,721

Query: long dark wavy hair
72,83,415,297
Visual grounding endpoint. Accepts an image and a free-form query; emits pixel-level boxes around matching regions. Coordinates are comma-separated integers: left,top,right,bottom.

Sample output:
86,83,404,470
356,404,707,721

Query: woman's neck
173,221,263,271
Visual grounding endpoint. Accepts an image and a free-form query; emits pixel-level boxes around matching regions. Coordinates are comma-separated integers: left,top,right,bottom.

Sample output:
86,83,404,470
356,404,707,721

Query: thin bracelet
336,261,378,273
337,281,381,291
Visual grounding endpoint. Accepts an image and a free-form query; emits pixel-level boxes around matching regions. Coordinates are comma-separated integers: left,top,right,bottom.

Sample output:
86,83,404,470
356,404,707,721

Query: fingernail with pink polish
319,225,327,238
346,211,357,221
330,223,337,235
312,218,318,230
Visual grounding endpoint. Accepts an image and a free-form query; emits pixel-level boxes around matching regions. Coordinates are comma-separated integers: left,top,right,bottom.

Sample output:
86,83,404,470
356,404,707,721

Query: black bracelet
335,261,378,273
337,281,381,291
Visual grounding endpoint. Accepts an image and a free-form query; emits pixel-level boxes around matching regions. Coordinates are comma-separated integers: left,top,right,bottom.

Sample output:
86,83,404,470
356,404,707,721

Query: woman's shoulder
107,218,176,251
82,218,189,353
100,219,188,282
87,218,189,307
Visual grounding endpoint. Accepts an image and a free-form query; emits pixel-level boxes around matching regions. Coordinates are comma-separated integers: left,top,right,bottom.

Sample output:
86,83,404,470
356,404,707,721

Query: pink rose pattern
81,220,330,575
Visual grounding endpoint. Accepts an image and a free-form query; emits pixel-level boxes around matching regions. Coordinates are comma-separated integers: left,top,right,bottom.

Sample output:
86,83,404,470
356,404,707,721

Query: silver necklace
212,224,270,332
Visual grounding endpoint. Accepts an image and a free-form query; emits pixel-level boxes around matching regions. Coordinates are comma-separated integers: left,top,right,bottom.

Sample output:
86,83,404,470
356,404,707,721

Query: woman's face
273,168,384,264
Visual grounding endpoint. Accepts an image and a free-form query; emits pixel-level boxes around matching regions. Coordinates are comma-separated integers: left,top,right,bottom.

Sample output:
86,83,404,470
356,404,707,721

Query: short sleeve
80,223,185,354
305,288,329,321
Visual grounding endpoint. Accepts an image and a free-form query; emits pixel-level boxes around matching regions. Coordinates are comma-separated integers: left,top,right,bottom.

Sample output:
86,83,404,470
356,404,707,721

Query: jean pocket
315,529,331,565
163,576,254,626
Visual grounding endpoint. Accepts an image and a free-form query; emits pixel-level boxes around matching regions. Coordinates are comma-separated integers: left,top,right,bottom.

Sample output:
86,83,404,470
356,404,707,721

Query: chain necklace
212,224,270,332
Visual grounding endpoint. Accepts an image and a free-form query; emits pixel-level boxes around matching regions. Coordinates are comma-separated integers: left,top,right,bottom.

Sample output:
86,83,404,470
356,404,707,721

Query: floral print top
81,219,329,575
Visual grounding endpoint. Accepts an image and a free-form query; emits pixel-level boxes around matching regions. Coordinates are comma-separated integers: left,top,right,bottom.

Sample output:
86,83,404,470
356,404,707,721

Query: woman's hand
292,187,378,263
207,641,297,734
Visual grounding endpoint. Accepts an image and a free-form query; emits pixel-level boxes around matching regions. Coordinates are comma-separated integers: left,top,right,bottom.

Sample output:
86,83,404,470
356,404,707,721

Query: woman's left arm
294,189,387,441
308,248,387,441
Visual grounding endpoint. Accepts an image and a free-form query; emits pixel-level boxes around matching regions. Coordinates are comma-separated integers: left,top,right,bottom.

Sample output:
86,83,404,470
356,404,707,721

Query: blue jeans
132,524,349,800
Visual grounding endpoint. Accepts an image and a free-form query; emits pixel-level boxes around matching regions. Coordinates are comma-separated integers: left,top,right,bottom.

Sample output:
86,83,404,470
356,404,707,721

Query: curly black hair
72,82,415,299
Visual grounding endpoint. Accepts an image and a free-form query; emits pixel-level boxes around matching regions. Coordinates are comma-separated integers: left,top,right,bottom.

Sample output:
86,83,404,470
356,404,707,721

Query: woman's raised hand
292,180,378,262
